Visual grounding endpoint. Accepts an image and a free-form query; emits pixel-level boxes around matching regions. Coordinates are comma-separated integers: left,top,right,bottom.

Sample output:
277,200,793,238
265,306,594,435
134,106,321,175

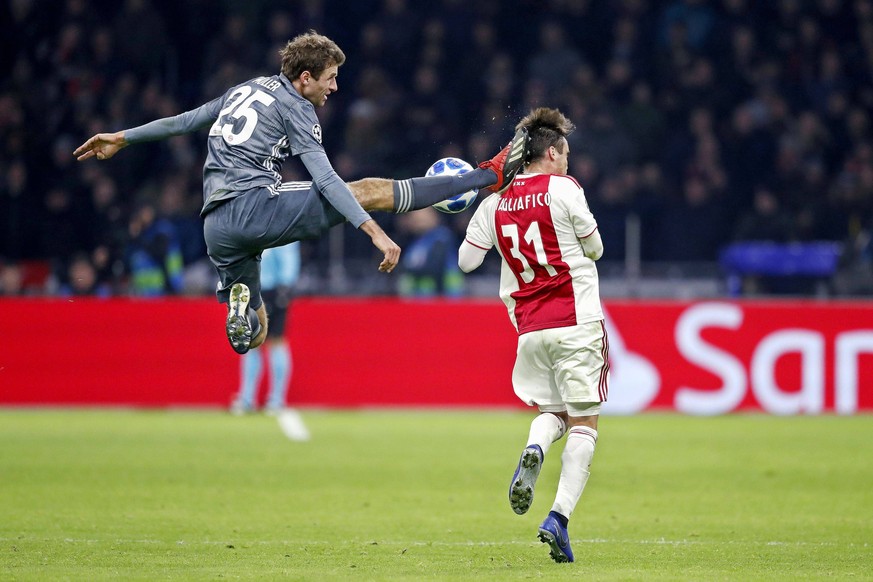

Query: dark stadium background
3,0,873,298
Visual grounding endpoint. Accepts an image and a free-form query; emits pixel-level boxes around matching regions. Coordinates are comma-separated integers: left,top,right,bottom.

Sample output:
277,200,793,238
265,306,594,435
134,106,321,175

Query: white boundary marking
1,537,867,548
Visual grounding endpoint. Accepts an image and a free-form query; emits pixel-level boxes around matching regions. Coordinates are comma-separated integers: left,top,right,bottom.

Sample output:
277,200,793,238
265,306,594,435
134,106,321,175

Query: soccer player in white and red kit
458,107,607,564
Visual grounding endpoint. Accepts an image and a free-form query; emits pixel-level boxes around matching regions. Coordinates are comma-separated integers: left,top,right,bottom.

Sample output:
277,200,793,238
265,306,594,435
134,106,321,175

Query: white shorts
512,320,610,414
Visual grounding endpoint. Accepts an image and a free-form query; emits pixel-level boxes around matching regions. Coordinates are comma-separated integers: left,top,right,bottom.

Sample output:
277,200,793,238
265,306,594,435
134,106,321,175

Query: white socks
551,426,598,519
526,413,567,455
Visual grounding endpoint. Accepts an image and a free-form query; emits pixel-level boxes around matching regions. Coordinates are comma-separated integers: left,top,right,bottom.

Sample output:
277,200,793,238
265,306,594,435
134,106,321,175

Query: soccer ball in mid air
426,157,479,214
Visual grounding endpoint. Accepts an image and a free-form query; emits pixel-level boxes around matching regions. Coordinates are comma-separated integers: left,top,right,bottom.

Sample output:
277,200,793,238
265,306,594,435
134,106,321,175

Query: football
426,157,479,214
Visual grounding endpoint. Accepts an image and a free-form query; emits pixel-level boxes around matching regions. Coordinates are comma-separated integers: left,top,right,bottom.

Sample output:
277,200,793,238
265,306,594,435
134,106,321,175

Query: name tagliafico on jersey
497,192,552,212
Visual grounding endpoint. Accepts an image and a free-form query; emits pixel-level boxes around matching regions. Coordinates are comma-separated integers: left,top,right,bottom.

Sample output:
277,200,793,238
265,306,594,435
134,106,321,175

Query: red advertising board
0,298,871,414
603,300,873,415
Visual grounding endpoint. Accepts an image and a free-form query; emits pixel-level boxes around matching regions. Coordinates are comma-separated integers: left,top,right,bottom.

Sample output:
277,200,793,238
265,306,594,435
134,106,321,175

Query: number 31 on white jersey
500,221,558,284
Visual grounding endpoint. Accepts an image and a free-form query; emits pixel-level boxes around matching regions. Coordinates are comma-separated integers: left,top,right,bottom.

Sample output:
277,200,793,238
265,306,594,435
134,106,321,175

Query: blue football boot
538,511,574,563
509,444,543,515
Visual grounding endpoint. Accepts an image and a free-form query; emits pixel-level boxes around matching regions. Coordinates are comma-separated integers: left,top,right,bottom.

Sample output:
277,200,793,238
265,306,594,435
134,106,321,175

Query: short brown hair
280,30,346,81
516,107,576,164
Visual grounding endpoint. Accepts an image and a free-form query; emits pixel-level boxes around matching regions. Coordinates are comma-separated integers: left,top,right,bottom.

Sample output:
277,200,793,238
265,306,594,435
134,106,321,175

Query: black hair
516,107,576,163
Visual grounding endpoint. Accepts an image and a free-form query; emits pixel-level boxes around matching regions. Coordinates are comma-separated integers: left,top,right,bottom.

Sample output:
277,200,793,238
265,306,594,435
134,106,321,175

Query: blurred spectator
635,162,671,262
57,251,111,297
658,0,715,52
155,174,205,267
592,174,631,262
3,0,873,297
113,0,169,80
86,174,128,292
202,13,260,80
572,105,637,177
0,261,23,296
659,175,729,261
722,104,778,212
401,64,461,172
619,82,666,163
396,208,463,298
0,159,35,260
527,21,585,97
344,66,399,176
40,186,86,278
126,203,184,297
733,185,796,242
459,21,500,118
375,0,420,78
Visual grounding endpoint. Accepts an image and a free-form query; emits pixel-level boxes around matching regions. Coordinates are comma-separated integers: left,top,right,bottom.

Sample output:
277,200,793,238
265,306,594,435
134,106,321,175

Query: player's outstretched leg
354,126,531,214
226,283,259,354
537,510,574,563
509,444,543,515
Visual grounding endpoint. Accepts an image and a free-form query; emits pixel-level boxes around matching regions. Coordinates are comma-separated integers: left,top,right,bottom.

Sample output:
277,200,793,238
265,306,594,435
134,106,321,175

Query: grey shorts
202,184,344,307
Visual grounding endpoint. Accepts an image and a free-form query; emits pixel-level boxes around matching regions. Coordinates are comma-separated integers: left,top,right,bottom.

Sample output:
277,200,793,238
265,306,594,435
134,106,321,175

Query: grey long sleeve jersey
124,74,372,227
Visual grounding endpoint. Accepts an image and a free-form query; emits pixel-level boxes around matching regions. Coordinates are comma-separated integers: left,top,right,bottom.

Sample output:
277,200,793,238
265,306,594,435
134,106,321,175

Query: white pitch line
0,538,867,548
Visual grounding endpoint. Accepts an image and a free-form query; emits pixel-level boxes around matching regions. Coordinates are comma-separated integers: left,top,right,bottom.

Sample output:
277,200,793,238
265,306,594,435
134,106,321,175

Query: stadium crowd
2,0,873,296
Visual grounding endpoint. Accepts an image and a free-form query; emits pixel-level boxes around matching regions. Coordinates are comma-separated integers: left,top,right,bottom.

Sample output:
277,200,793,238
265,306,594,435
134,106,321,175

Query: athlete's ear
300,71,311,84
548,146,557,160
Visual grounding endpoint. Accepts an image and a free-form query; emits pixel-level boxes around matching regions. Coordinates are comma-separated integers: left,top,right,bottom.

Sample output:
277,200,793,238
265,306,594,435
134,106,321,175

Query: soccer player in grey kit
75,31,528,354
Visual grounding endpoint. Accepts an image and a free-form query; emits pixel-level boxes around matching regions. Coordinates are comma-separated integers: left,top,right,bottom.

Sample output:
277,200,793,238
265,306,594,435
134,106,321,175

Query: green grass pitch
1,409,871,580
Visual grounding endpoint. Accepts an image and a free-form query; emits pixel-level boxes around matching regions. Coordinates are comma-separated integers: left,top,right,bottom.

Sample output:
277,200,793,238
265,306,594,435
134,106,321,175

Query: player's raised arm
73,131,128,161
74,97,223,162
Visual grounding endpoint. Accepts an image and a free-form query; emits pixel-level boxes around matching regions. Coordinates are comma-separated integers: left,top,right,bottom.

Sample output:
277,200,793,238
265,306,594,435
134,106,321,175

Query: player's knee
349,178,392,211
566,406,599,430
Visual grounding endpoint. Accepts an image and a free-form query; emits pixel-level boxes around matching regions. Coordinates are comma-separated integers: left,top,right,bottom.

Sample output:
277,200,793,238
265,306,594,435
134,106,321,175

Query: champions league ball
426,157,479,214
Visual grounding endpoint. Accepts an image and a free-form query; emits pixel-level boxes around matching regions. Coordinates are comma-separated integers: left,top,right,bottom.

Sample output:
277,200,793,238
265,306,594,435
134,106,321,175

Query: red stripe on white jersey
599,320,610,402
494,175,576,334
464,238,490,251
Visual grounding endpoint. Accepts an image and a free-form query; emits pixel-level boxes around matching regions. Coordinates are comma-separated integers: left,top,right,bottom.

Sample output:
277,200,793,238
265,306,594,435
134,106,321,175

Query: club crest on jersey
312,124,322,143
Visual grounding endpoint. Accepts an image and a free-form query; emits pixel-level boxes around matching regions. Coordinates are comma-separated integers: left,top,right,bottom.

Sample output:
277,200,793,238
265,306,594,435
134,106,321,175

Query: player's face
302,65,339,107
554,139,569,175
